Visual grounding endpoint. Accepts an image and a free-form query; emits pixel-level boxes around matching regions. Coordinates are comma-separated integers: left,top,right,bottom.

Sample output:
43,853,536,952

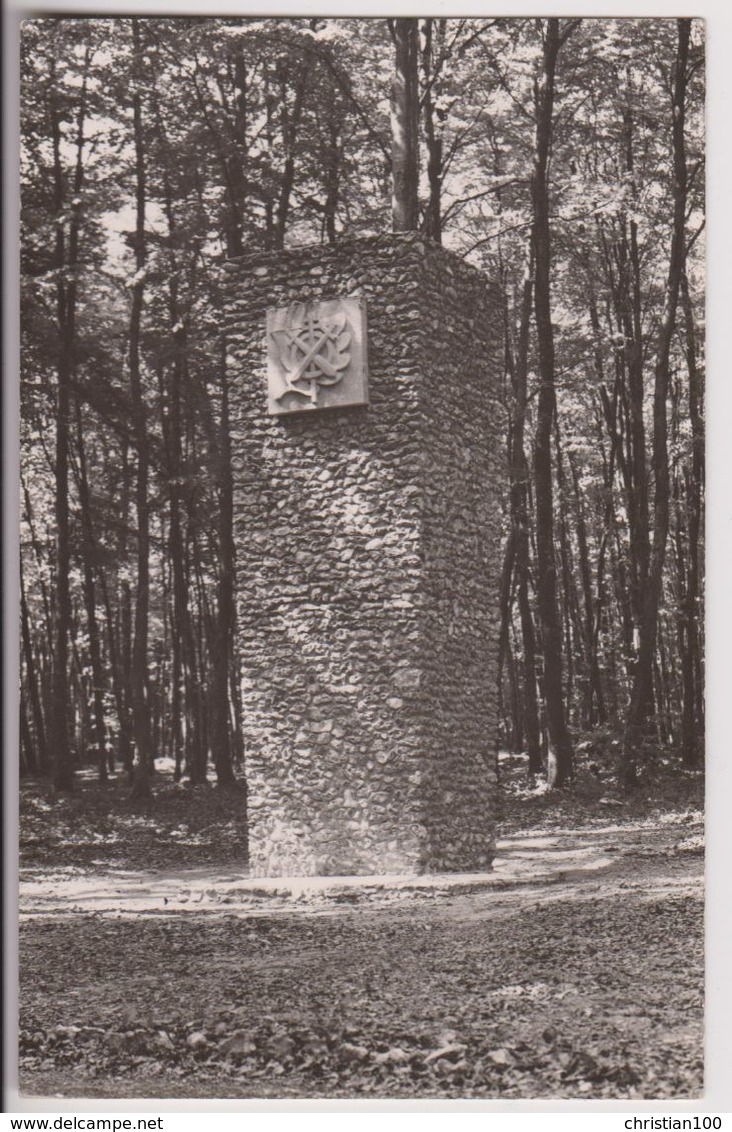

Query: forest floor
17,752,704,1102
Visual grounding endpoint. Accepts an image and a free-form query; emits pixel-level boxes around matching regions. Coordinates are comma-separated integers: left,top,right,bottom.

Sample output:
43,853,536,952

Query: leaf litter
19,759,703,1099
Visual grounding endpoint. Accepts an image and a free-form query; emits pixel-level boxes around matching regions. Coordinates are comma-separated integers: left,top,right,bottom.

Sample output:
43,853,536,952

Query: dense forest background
19,17,705,799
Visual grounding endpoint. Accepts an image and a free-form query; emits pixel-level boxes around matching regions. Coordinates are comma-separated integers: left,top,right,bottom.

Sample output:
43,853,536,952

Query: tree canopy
19,16,705,794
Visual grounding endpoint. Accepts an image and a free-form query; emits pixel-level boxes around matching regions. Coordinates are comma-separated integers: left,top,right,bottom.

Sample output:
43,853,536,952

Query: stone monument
222,232,504,876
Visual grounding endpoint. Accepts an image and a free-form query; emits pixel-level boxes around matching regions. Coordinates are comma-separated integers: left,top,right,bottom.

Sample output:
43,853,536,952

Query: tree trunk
156,146,205,785
115,442,135,779
497,528,517,747
230,648,246,772
621,20,691,785
181,421,207,785
129,21,153,800
21,477,54,646
49,41,91,791
680,269,703,765
553,421,584,728
21,696,37,777
323,116,341,244
98,567,123,774
569,453,606,726
273,62,310,250
224,52,248,257
389,18,420,232
74,404,109,780
530,18,575,787
420,18,445,243
505,269,542,776
20,566,49,774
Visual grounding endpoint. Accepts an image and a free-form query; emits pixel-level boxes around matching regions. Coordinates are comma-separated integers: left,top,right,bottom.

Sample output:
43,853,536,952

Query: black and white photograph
11,10,710,1107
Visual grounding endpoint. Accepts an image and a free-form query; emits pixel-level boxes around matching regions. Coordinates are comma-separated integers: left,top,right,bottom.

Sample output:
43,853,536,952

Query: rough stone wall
222,233,504,876
417,246,504,870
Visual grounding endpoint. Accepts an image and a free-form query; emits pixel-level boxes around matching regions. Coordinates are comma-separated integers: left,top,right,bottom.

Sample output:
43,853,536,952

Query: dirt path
19,812,702,918
18,812,703,1101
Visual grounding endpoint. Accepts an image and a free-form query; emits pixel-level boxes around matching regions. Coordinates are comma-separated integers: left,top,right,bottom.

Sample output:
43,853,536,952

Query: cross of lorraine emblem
266,297,369,416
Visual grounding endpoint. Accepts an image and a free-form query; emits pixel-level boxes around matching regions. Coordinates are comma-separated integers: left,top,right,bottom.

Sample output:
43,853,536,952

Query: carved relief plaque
266,297,368,415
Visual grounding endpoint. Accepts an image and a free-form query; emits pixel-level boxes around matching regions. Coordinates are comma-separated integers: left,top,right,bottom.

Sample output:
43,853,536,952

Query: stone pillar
223,233,504,876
